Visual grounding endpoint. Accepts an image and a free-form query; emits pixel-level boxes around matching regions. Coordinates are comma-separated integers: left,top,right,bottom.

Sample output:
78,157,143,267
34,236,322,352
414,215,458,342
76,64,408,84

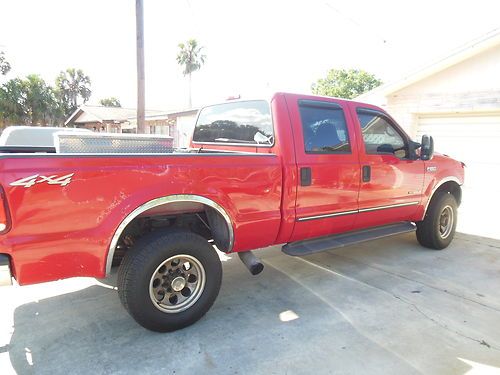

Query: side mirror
420,134,434,161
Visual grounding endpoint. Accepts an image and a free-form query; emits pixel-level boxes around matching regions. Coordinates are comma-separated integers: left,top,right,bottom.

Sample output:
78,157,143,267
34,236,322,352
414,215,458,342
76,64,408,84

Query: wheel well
431,181,462,207
107,196,233,274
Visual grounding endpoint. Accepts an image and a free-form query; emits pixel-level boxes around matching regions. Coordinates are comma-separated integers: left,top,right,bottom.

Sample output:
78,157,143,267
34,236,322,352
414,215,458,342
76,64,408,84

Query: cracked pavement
1,231,500,374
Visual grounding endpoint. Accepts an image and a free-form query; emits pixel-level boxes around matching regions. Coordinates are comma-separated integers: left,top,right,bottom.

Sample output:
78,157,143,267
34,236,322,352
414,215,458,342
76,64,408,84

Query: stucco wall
176,115,197,148
399,45,500,95
80,122,121,133
366,44,500,138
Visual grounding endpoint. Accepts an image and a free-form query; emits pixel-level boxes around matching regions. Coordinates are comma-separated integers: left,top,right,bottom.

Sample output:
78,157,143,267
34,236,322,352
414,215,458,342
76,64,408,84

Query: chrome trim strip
358,201,420,213
297,210,358,222
106,194,234,276
297,202,420,222
423,177,461,215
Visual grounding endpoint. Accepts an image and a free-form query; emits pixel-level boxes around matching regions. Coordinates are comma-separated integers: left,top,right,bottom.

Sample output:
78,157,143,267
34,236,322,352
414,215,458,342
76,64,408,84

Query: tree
0,51,11,76
55,68,91,118
0,78,26,124
312,69,382,99
100,97,121,107
24,75,59,125
0,67,92,127
176,39,206,108
0,75,59,125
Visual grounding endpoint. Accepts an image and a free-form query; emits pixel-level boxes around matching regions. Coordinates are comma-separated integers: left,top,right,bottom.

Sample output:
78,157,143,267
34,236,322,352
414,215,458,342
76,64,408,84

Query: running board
282,222,416,256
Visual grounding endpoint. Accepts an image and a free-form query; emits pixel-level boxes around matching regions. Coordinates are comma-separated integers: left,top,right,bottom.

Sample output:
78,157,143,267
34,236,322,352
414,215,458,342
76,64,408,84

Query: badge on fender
10,173,74,188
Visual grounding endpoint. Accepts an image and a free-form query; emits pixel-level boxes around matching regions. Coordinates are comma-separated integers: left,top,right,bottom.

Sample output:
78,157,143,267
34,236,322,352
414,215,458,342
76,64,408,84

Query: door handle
362,165,371,182
300,167,312,186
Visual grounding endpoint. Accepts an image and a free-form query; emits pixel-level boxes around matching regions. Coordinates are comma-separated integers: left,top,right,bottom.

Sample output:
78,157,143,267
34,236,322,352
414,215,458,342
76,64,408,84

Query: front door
289,97,360,242
349,105,424,230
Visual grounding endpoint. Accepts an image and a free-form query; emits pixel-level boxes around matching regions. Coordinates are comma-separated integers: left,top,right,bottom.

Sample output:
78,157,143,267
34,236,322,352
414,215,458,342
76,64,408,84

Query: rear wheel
117,230,222,332
416,192,458,250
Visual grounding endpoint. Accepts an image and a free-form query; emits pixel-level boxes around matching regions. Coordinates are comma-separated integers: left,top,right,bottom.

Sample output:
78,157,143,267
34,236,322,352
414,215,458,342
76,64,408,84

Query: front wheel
416,192,458,250
117,230,222,332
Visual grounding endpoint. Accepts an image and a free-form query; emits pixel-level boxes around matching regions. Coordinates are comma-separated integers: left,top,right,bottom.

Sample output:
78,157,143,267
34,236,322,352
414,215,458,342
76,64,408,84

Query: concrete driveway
1,232,500,375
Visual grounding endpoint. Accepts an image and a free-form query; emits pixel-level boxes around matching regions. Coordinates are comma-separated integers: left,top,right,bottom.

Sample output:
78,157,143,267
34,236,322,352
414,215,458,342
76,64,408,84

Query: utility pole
136,0,145,133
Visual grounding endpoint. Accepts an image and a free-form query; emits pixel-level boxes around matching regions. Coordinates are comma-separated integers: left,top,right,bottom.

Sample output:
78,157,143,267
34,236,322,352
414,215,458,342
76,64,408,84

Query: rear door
288,95,361,242
350,105,425,229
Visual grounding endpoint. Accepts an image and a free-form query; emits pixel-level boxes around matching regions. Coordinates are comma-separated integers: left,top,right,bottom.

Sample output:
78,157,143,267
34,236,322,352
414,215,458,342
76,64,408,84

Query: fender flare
105,194,234,276
423,176,461,216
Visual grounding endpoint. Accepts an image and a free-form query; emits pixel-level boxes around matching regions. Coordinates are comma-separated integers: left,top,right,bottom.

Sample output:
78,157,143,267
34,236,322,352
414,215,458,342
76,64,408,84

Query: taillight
0,187,11,233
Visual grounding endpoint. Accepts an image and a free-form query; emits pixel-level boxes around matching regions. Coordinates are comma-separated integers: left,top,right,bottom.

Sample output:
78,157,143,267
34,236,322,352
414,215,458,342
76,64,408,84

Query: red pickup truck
0,92,464,332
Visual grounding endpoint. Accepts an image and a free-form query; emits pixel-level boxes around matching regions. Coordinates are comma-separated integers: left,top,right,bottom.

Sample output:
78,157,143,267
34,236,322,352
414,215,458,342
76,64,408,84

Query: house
357,29,500,238
126,109,198,147
65,105,198,147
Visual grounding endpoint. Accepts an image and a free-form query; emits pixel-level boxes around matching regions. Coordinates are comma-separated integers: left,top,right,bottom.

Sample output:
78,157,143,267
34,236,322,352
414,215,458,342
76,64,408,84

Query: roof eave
64,107,83,126
358,28,500,99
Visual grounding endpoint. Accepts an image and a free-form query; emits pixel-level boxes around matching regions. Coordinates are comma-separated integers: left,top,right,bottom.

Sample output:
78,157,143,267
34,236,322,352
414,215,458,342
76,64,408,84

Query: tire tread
416,192,457,250
117,230,222,332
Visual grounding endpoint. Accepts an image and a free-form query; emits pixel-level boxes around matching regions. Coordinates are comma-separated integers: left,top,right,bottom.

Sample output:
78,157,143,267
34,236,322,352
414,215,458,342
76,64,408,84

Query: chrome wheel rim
438,205,454,239
149,254,206,313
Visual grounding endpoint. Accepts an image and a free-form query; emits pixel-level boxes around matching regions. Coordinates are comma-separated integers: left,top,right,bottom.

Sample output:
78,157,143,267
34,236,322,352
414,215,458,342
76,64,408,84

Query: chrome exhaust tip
238,251,264,275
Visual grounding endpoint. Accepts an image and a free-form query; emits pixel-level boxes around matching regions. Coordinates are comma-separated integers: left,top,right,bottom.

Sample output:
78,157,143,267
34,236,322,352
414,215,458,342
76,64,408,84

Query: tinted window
299,101,351,153
357,110,406,155
193,100,273,145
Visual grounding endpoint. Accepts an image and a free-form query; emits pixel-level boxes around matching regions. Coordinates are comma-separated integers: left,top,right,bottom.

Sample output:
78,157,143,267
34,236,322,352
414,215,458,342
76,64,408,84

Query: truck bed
0,151,283,284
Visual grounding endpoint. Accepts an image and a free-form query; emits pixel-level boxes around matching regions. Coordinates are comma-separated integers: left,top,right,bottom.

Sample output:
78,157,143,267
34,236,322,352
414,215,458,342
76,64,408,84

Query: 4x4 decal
10,173,74,188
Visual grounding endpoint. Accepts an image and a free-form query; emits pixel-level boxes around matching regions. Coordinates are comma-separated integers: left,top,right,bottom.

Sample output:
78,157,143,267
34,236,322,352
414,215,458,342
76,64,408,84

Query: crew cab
0,93,464,332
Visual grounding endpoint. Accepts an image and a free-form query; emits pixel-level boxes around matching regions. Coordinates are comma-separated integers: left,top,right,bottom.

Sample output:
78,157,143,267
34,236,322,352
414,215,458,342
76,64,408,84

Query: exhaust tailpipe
238,251,264,275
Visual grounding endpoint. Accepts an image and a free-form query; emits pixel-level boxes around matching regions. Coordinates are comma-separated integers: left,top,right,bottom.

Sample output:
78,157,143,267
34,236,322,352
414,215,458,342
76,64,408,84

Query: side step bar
282,222,416,256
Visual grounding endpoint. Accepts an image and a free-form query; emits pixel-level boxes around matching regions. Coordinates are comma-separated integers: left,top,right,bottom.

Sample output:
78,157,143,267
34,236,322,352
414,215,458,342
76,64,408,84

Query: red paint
285,94,360,241
0,93,464,285
347,101,426,229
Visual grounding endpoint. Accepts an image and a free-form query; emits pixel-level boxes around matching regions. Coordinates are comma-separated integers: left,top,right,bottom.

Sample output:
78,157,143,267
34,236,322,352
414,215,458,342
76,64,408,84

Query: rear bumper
0,254,12,286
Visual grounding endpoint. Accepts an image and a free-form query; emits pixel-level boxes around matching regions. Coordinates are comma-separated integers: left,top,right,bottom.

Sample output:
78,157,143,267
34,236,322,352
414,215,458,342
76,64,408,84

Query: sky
1,0,500,111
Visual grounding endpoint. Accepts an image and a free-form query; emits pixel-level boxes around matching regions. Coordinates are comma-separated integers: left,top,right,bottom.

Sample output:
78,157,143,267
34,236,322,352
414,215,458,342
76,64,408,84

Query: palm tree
176,39,206,108
55,68,91,117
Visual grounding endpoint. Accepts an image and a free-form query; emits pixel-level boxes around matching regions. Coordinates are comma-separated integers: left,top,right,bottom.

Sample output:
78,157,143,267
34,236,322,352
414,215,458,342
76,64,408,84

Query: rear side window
193,100,273,145
299,100,351,153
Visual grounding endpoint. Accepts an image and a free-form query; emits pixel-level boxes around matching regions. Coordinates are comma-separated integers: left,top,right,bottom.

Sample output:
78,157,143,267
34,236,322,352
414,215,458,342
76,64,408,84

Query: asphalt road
1,231,500,375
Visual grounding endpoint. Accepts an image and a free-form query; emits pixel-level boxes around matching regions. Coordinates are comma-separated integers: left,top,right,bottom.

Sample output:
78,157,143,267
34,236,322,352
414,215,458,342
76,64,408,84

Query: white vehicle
0,126,92,148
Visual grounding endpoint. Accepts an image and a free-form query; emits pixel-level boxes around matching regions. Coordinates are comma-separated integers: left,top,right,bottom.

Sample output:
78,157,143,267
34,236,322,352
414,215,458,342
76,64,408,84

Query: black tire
117,230,222,332
416,192,458,250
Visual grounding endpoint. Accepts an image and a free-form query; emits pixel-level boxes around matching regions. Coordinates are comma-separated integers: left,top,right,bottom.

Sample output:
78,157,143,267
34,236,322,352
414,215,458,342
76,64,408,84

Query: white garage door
417,113,500,238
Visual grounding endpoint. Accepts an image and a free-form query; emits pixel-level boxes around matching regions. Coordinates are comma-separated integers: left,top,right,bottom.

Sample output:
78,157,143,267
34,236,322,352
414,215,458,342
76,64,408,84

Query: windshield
193,100,273,145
